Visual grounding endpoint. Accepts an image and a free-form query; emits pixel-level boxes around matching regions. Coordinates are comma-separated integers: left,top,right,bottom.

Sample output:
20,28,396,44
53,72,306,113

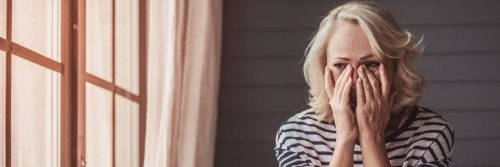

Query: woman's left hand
355,63,394,142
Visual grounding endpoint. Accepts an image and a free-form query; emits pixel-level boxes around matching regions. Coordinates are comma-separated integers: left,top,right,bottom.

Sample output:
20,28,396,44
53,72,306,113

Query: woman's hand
325,65,358,142
355,63,393,141
355,64,394,167
326,65,358,167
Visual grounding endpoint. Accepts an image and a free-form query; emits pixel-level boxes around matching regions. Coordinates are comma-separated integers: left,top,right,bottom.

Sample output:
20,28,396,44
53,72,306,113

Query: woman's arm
358,134,391,167
325,66,358,167
355,64,393,167
329,134,357,167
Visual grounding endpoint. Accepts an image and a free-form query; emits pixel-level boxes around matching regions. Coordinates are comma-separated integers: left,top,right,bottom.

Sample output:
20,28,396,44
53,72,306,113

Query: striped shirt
274,105,454,167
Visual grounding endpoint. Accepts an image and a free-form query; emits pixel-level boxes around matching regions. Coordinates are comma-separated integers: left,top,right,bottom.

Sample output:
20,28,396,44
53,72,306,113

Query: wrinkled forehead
326,21,380,61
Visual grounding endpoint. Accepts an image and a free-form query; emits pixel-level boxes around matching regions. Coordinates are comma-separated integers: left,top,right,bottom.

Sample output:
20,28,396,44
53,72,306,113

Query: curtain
10,0,61,166
144,0,222,166
85,0,140,166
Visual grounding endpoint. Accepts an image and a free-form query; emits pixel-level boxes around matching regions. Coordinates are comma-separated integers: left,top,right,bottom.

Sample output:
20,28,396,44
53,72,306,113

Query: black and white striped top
274,105,454,167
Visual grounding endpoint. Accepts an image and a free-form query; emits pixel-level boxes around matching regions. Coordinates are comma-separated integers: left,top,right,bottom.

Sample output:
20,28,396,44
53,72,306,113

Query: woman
274,1,454,167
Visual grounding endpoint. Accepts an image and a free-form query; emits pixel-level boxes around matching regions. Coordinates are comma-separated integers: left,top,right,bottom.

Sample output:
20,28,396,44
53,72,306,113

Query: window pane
115,0,139,94
12,0,61,62
115,95,139,167
86,83,112,167
86,0,112,82
0,0,5,38
11,56,61,167
0,51,5,166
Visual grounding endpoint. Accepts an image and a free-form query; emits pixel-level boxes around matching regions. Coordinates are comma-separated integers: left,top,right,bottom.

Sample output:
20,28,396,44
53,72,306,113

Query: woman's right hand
325,65,358,142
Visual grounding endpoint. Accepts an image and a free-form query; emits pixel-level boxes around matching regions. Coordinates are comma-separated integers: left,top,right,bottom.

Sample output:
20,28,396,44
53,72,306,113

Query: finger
333,66,347,98
325,67,334,98
337,65,352,100
356,77,365,105
379,63,390,98
363,65,381,98
341,76,352,105
359,65,374,102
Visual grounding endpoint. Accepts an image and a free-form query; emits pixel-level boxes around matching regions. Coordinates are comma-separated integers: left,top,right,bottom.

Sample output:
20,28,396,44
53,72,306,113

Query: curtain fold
144,0,222,166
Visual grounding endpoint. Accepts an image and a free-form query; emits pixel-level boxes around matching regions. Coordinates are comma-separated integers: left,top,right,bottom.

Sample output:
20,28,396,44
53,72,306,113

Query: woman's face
326,21,394,105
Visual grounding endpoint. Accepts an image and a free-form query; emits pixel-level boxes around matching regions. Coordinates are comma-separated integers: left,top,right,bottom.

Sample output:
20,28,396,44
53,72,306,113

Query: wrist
337,136,357,145
336,131,358,144
359,133,385,146
358,133,391,167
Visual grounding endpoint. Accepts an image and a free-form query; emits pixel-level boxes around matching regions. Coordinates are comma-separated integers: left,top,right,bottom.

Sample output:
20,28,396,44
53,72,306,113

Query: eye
333,63,347,70
365,61,380,71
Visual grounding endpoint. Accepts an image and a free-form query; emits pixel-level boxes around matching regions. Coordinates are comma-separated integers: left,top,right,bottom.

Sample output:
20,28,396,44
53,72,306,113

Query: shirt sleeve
417,159,451,167
274,119,319,167
416,122,454,167
275,148,316,167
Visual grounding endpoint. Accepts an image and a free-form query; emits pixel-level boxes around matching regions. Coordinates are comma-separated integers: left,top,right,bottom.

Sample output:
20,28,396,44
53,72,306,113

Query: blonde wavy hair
303,1,425,122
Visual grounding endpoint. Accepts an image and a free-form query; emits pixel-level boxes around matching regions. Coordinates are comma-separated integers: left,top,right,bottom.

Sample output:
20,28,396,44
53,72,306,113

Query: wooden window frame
1,0,148,166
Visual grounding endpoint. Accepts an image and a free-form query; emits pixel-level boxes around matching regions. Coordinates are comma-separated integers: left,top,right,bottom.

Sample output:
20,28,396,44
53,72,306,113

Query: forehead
326,21,375,60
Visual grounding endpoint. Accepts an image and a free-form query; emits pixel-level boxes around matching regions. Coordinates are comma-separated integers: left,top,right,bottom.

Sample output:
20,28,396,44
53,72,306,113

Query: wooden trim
139,0,148,166
85,73,112,93
61,0,77,166
0,37,9,52
115,86,140,103
5,0,11,166
71,0,80,165
77,0,87,166
86,73,140,103
2,40,65,75
10,43,63,73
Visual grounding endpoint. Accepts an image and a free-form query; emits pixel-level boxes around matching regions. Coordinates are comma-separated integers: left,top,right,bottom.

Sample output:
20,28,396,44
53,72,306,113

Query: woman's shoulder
412,106,454,132
387,105,454,145
277,108,330,131
405,106,454,150
274,108,335,147
400,106,455,165
277,108,335,138
401,105,454,138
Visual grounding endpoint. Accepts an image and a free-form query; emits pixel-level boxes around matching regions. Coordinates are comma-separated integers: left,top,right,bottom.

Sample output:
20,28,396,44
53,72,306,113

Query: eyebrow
333,54,375,61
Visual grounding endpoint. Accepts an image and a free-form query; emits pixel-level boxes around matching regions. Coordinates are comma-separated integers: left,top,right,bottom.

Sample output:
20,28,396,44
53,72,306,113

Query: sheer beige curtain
85,0,140,166
0,0,63,166
12,0,61,166
0,0,61,166
145,0,222,166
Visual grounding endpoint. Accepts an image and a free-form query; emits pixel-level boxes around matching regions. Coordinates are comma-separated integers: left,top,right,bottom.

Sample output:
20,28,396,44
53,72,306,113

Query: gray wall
215,1,500,167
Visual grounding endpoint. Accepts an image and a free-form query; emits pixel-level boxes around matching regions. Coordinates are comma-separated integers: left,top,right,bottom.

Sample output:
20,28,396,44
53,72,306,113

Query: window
0,0,148,166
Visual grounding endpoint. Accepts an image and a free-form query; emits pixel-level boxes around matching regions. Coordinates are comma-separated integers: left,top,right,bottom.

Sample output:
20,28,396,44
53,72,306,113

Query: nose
352,68,358,82
350,64,359,82
350,65,359,91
